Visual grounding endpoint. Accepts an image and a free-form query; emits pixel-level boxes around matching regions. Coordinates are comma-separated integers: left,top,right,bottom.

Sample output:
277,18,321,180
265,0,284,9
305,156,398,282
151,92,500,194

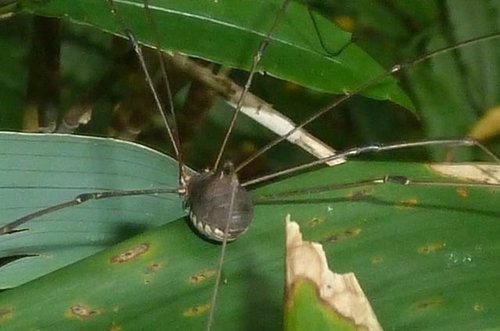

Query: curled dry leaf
285,215,382,331
430,164,500,185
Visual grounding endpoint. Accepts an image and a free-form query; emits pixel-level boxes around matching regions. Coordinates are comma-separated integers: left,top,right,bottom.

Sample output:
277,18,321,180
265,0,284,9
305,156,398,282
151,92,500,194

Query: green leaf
20,0,413,110
1,1,500,329
285,279,359,331
0,132,184,288
0,133,498,329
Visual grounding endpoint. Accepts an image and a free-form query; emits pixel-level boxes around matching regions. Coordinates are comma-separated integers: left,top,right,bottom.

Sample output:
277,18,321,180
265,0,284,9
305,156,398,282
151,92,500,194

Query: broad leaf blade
0,157,498,330
0,132,183,288
21,0,413,110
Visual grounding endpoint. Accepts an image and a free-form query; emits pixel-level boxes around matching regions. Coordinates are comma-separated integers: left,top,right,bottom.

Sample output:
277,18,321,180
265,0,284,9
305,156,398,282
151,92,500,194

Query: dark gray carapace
183,162,253,242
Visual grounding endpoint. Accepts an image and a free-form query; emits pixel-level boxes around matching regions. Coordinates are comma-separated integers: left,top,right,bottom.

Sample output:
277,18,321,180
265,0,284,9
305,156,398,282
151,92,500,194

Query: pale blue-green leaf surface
0,132,184,287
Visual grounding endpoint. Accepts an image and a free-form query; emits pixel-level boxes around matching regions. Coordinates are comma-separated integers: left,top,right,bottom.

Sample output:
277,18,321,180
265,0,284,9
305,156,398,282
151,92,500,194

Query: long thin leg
108,0,185,186
0,187,179,235
253,174,498,203
235,32,500,174
213,0,293,171
205,173,239,331
243,138,499,187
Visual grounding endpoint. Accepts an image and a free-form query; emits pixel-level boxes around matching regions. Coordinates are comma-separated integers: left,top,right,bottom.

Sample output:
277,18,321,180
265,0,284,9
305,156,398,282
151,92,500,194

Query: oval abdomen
184,169,253,242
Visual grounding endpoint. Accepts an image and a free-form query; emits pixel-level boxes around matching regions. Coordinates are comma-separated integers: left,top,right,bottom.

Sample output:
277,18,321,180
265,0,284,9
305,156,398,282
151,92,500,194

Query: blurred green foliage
0,1,499,330
0,0,498,177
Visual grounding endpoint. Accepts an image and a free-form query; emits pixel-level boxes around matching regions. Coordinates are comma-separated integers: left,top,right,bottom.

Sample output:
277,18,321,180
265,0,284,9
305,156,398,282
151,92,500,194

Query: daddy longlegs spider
0,0,499,329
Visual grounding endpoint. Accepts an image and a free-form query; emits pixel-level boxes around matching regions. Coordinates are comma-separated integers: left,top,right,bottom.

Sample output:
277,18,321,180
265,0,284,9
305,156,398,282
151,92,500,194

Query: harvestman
0,0,499,329
1,0,498,250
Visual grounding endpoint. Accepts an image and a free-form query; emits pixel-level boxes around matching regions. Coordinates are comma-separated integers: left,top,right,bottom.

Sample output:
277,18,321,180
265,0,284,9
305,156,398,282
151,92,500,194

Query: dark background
0,0,498,181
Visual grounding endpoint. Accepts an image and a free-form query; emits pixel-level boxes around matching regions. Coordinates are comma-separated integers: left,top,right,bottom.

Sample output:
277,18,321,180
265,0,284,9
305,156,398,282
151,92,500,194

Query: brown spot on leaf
306,218,323,227
345,228,362,237
371,256,384,264
346,189,370,201
110,243,149,263
182,304,210,317
320,227,362,244
68,304,101,320
0,306,12,322
417,242,446,255
399,198,418,208
456,188,468,197
189,270,216,284
412,298,442,310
